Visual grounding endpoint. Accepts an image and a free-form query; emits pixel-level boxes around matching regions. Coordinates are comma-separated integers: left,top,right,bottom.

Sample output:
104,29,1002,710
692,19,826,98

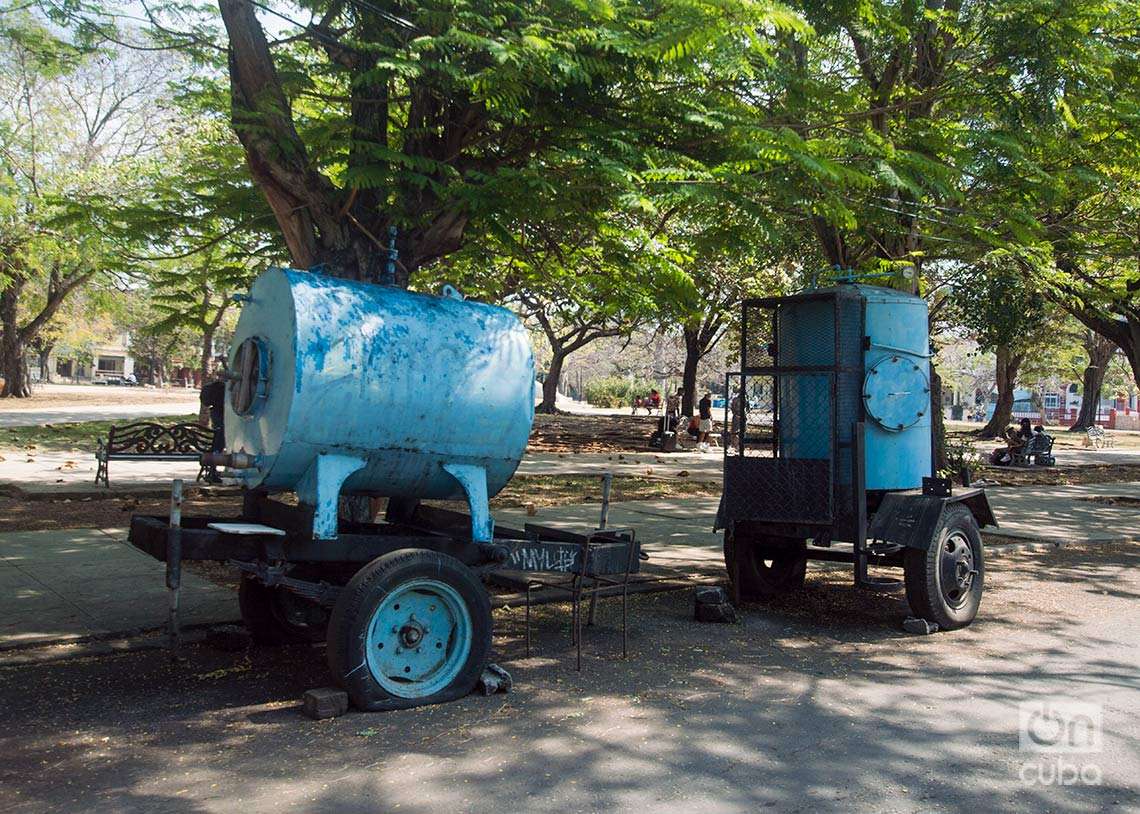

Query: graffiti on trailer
508,544,580,573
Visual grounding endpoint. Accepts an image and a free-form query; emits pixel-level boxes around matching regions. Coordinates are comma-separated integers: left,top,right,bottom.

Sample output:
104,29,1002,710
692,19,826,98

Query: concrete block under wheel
903,617,939,635
694,588,737,623
204,625,252,652
302,687,350,720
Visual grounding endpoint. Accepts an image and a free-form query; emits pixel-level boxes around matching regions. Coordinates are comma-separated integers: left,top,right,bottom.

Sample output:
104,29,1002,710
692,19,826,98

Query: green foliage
583,375,657,408
21,0,1140,398
939,435,984,481
949,249,1053,354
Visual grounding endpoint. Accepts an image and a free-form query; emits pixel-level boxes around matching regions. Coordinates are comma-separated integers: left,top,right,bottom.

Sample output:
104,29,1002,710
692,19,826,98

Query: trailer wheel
724,529,807,600
238,576,328,645
904,504,984,630
327,549,491,711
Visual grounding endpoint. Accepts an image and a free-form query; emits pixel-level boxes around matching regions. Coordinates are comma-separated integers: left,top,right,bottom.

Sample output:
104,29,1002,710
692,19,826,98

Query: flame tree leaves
45,0,813,284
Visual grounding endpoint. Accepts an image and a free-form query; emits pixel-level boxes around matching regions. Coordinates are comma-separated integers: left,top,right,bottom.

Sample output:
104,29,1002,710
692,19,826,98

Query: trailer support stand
852,423,868,587
166,479,184,658
588,472,615,627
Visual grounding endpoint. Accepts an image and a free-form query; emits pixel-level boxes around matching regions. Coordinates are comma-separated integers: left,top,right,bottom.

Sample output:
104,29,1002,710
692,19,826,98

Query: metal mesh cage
721,290,866,529
724,370,833,523
741,302,773,370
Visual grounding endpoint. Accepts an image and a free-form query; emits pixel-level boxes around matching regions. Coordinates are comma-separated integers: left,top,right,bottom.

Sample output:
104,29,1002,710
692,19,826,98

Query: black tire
238,576,329,645
904,504,984,630
327,549,491,712
724,528,807,600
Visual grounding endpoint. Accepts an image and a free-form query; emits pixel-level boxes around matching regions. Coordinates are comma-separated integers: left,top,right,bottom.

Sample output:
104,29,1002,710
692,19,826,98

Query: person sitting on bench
989,425,1023,466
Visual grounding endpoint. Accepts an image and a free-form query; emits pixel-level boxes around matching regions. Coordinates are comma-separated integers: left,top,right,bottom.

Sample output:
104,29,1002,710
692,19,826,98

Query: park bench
631,393,661,415
1086,425,1115,449
1011,432,1056,467
94,421,213,487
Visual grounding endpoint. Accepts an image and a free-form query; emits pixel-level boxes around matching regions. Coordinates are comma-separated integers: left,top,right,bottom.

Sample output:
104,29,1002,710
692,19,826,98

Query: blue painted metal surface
859,285,931,490
295,453,367,540
364,578,472,698
777,284,930,491
224,268,535,537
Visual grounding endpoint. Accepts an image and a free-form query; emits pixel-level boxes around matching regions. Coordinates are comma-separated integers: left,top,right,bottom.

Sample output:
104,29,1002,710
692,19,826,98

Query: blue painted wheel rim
365,579,472,699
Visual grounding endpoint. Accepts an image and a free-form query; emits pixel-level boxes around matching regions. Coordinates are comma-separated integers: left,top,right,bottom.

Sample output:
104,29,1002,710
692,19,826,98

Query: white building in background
27,333,136,384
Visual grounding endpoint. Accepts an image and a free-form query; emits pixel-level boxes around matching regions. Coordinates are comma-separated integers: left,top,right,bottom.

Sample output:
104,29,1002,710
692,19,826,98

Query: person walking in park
200,369,226,483
698,391,713,452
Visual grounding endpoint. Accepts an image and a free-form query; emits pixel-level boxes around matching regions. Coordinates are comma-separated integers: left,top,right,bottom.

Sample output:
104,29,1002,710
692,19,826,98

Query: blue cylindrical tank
224,268,534,500
859,285,931,490
776,284,931,491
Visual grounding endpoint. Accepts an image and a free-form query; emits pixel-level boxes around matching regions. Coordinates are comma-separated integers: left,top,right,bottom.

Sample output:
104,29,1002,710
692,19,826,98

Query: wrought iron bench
1011,432,1056,467
1087,426,1115,449
94,422,213,487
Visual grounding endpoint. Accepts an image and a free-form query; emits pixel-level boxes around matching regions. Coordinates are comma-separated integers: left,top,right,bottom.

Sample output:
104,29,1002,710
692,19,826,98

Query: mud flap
869,488,996,550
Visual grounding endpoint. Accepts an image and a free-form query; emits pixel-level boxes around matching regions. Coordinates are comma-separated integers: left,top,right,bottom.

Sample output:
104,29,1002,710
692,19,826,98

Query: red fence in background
1009,406,1137,430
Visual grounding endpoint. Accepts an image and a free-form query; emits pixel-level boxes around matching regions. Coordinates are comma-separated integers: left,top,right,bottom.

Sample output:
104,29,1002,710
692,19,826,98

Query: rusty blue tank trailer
717,283,996,629
128,267,638,711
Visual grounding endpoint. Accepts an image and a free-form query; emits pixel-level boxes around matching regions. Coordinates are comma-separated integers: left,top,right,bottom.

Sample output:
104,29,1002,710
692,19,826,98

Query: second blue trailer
717,283,996,629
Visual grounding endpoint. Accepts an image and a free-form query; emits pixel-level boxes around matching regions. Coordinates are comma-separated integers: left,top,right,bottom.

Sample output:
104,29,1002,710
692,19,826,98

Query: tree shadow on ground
0,544,1137,813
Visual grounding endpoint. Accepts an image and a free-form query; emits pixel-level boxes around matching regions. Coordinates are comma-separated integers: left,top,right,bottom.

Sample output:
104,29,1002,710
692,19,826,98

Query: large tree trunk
680,327,702,417
0,280,32,398
1070,331,1115,431
219,0,466,284
197,325,218,424
1054,257,1140,391
538,348,566,414
977,347,1023,438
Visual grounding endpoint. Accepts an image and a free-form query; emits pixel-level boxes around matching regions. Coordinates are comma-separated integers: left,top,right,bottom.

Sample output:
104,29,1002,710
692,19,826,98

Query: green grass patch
1,414,200,453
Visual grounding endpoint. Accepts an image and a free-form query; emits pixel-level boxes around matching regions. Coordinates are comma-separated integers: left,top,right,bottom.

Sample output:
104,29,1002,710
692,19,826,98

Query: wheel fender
869,489,995,551
950,488,998,530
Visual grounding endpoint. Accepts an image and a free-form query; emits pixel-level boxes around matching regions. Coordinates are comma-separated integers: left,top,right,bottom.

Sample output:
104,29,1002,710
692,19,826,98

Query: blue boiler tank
857,284,933,489
776,283,931,491
222,268,535,540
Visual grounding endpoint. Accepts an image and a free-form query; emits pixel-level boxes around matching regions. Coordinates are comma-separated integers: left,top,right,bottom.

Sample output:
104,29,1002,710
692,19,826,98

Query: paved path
0,401,198,428
502,483,1140,548
518,449,724,480
984,482,1140,543
0,527,234,649
1,449,727,496
0,450,204,494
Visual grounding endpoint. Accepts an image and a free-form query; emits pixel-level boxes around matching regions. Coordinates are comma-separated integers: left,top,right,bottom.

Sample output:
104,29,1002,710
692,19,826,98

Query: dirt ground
973,462,1140,487
1,411,671,456
529,412,672,453
0,541,1136,813
0,384,200,408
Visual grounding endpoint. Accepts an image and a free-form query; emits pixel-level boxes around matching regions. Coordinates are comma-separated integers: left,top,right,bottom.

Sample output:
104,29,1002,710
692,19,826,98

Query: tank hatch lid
863,355,930,432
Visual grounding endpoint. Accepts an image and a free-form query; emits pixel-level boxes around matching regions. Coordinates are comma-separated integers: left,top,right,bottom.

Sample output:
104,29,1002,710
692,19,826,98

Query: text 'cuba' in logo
1019,700,1102,754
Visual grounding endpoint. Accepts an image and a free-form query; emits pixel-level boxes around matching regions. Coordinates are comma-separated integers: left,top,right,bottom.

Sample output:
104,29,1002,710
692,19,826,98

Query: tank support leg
443,463,494,543
296,453,367,539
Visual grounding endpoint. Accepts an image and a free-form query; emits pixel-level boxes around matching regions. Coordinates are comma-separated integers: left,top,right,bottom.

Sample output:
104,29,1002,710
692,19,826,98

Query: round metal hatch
230,336,269,415
862,355,930,432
